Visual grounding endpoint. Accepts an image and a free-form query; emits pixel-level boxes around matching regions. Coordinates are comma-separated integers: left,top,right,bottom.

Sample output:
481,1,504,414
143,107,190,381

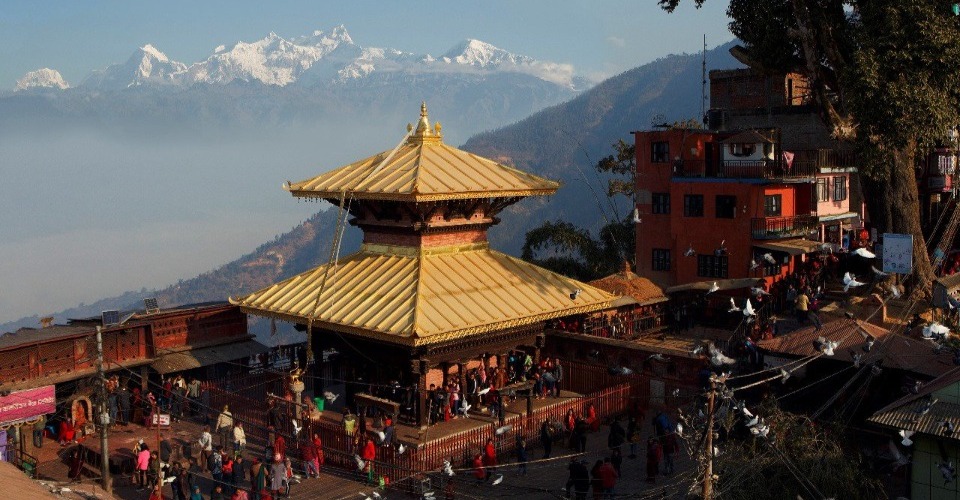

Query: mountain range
0,37,740,338
13,25,582,92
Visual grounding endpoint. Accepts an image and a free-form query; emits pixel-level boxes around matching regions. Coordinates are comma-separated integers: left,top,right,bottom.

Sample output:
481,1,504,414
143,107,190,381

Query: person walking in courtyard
540,419,553,458
216,405,234,450
516,436,528,475
645,436,662,484
198,426,213,472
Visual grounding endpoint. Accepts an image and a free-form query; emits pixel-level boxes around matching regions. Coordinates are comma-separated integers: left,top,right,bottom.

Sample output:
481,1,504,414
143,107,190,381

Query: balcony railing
751,214,819,239
719,159,817,181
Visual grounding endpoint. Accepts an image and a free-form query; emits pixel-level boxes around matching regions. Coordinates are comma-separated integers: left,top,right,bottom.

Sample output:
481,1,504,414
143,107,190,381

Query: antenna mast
701,34,707,124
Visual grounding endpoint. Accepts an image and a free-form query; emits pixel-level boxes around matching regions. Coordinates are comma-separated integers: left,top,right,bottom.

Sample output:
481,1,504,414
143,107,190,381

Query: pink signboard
0,385,56,425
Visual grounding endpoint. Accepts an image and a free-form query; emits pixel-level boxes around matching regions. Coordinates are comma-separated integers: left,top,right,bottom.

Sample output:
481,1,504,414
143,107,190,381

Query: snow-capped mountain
70,26,578,90
184,28,353,86
15,68,70,91
80,44,187,90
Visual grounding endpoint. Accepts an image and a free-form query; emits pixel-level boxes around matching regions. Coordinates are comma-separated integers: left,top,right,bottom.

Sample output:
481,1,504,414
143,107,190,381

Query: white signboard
150,413,171,427
882,233,914,274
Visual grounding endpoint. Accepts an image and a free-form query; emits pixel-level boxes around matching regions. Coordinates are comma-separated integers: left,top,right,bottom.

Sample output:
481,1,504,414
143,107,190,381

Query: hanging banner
0,385,55,426
882,233,914,274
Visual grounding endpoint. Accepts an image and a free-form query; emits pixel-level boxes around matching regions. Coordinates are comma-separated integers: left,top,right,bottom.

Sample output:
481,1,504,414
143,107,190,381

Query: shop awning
753,238,822,256
151,339,269,375
818,211,858,222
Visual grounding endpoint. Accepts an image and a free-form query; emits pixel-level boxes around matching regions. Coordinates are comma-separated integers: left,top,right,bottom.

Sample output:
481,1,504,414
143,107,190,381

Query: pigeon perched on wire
872,265,888,278
708,343,736,366
728,298,741,313
843,272,865,292
899,429,915,447
743,298,756,317
684,245,696,257
762,253,776,264
706,281,720,294
852,247,876,258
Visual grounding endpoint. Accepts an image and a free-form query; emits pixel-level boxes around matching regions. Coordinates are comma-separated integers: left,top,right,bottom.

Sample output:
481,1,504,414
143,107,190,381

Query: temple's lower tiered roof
231,242,616,346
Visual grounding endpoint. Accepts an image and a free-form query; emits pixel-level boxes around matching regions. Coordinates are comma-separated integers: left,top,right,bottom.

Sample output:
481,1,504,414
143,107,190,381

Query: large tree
661,0,960,293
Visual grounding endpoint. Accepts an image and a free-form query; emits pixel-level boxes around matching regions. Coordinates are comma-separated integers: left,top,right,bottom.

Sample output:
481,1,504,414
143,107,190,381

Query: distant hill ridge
0,41,739,336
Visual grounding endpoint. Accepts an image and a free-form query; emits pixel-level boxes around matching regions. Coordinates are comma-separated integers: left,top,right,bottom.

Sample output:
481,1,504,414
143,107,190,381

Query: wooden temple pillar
413,358,430,430
457,361,467,401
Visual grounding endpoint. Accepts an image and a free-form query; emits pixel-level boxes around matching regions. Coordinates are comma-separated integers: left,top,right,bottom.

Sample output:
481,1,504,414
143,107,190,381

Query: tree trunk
863,143,934,296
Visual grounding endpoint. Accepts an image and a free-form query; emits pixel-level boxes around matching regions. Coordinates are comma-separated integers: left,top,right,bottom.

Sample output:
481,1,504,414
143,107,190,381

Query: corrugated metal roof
286,105,559,202
232,242,617,347
151,339,269,375
869,367,960,440
757,320,957,378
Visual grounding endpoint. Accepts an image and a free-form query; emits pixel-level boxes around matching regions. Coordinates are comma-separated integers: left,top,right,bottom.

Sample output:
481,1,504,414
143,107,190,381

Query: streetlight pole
94,327,112,495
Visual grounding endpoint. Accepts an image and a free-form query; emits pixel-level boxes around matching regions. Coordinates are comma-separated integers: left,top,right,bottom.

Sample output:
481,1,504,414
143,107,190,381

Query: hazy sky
0,1,733,325
1,0,732,88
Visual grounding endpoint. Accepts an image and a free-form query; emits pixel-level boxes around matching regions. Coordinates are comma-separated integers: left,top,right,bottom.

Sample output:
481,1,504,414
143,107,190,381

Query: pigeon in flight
889,285,902,299
709,343,736,366
397,443,406,455
942,420,956,436
939,461,957,485
685,245,696,257
751,287,771,296
762,253,776,264
843,272,865,292
872,265,888,278
852,247,876,258
491,474,504,485
477,387,491,396
459,402,472,417
648,353,667,362
707,281,719,294
495,425,513,436
899,429,915,447
923,323,951,341
324,391,340,403
750,423,770,438
728,298,741,313
442,459,455,476
779,368,791,383
750,259,760,271
743,298,756,317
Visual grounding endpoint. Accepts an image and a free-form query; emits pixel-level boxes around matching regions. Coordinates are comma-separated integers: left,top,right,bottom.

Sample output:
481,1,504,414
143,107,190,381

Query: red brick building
634,69,860,289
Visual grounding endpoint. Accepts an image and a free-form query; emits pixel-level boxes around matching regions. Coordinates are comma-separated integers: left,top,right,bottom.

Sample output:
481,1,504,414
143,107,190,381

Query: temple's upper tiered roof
284,103,559,202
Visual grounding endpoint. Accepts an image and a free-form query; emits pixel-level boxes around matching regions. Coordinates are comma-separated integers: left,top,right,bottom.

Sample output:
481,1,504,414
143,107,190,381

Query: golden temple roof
230,242,616,347
284,103,560,202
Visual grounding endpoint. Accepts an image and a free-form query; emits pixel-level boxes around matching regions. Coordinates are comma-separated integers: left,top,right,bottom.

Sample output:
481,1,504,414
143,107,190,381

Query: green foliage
521,218,634,282
595,139,636,198
711,404,886,499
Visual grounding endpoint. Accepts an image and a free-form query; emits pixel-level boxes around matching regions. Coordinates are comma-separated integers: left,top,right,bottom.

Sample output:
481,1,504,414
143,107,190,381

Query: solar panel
101,310,120,326
143,297,159,313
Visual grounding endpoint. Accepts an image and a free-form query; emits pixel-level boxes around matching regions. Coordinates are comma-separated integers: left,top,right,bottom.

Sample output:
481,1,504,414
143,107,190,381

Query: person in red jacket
585,404,599,432
472,453,486,483
361,437,377,484
483,438,497,471
598,458,619,496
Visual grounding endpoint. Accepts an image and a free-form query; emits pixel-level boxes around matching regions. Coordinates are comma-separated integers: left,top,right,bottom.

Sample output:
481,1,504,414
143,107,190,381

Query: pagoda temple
232,103,619,427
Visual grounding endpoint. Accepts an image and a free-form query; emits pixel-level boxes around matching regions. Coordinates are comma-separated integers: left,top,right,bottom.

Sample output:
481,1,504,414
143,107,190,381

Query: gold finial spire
415,101,431,136
408,102,442,144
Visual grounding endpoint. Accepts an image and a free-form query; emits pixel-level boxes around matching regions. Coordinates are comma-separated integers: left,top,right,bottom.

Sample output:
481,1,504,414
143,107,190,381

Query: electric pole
702,374,718,500
95,326,112,495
